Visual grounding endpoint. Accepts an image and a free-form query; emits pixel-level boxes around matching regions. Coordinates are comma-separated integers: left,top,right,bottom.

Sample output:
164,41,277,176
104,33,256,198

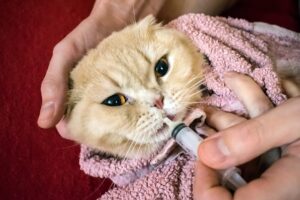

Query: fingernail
224,73,237,89
201,136,230,164
224,71,238,78
39,101,55,121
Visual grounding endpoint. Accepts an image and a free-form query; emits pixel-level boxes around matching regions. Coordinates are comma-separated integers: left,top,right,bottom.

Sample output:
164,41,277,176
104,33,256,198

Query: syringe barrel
171,123,246,190
171,124,203,157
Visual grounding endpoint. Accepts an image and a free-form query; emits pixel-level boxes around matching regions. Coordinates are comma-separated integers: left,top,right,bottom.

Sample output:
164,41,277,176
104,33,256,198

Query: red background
0,0,299,199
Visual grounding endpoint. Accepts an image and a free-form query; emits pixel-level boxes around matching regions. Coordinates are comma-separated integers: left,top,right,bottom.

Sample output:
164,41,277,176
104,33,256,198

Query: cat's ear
139,15,156,26
138,15,162,29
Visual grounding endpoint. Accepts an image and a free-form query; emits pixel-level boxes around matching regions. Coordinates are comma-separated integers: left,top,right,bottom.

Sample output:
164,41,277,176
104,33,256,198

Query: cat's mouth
155,123,168,135
166,114,175,121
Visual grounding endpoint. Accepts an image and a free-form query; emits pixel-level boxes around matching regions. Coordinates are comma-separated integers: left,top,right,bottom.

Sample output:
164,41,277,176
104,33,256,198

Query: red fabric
223,0,300,32
0,0,298,199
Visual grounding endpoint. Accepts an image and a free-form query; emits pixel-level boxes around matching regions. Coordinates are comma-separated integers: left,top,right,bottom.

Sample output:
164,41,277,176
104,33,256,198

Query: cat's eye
102,93,127,106
155,57,169,77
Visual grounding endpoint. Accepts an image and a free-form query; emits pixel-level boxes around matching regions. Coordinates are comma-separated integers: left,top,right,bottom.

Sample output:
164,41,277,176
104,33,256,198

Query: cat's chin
122,125,171,159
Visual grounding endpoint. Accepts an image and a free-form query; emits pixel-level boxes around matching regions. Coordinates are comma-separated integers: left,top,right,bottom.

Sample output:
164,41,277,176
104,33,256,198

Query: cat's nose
154,97,164,109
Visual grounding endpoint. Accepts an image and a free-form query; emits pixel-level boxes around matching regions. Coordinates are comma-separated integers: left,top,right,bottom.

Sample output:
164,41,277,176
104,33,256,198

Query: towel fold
79,14,300,199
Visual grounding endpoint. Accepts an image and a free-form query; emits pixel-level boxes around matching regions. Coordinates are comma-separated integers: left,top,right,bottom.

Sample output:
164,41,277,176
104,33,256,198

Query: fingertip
37,101,56,128
224,72,273,117
198,134,232,169
224,71,239,78
38,74,68,128
37,100,66,129
38,95,66,129
224,71,240,84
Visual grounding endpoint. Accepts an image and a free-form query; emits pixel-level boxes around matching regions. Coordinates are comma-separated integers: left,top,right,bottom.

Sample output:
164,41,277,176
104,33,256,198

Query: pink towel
79,14,300,199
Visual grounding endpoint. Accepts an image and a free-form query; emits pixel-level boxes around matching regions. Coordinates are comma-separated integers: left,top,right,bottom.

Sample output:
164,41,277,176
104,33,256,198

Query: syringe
164,118,247,191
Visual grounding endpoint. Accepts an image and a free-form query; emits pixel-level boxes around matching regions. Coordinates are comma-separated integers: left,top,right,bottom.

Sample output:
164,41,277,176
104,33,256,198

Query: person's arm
194,72,300,200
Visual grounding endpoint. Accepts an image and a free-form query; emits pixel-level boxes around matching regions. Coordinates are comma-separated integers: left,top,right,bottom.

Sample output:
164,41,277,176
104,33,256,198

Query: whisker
108,2,130,27
107,182,116,194
182,90,203,99
175,75,203,95
135,132,146,158
181,101,201,105
122,129,141,159
185,78,205,92
122,138,136,159
57,143,80,150
174,79,205,96
171,76,201,101
176,80,204,100
120,137,136,161
131,2,137,24
181,74,202,88
118,118,141,160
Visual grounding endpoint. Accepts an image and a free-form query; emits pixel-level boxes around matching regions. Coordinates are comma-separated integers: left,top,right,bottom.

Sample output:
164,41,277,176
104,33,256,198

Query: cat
65,15,300,161
65,16,205,159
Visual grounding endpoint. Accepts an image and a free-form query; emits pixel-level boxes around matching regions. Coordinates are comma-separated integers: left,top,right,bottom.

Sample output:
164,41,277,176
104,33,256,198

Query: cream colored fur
66,16,204,159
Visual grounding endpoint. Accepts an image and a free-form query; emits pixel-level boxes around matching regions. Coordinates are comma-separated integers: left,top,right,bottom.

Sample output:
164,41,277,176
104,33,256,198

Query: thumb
37,41,78,128
198,97,300,169
37,17,101,128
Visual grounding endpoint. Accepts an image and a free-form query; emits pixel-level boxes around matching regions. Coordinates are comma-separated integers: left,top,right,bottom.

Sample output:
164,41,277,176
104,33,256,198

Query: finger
195,125,216,137
283,139,300,158
194,160,232,200
198,97,300,169
38,41,77,128
204,106,246,130
38,18,96,128
281,79,300,98
234,155,300,200
224,72,273,118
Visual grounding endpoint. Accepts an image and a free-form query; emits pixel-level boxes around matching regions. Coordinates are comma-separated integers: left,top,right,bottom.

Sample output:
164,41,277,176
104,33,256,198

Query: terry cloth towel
79,14,300,199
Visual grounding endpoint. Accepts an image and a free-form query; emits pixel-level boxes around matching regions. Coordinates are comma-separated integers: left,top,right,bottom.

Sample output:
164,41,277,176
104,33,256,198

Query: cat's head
66,16,204,159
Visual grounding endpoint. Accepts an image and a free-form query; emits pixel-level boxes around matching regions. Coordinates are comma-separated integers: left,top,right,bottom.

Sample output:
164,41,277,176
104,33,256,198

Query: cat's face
66,16,204,159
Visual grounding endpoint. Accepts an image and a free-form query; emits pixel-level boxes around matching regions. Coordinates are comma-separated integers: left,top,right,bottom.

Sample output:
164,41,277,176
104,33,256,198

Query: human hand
37,0,165,137
194,72,300,200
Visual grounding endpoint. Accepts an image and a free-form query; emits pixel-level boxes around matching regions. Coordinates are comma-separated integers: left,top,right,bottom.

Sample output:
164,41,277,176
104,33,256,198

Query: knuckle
41,76,52,89
251,119,266,146
52,41,64,55
250,99,273,118
52,39,82,67
228,119,266,160
40,77,57,96
223,116,245,129
53,40,70,55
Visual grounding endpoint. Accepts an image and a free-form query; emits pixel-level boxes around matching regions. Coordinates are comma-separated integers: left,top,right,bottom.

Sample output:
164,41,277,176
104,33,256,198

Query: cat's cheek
66,102,86,140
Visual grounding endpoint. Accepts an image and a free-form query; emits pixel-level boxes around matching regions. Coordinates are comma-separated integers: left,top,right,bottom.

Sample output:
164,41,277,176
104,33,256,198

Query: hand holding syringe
164,118,247,191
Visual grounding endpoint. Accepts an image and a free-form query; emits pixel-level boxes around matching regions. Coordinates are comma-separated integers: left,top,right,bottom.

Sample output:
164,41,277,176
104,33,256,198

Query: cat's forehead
92,48,159,90
91,34,169,87
72,19,200,100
